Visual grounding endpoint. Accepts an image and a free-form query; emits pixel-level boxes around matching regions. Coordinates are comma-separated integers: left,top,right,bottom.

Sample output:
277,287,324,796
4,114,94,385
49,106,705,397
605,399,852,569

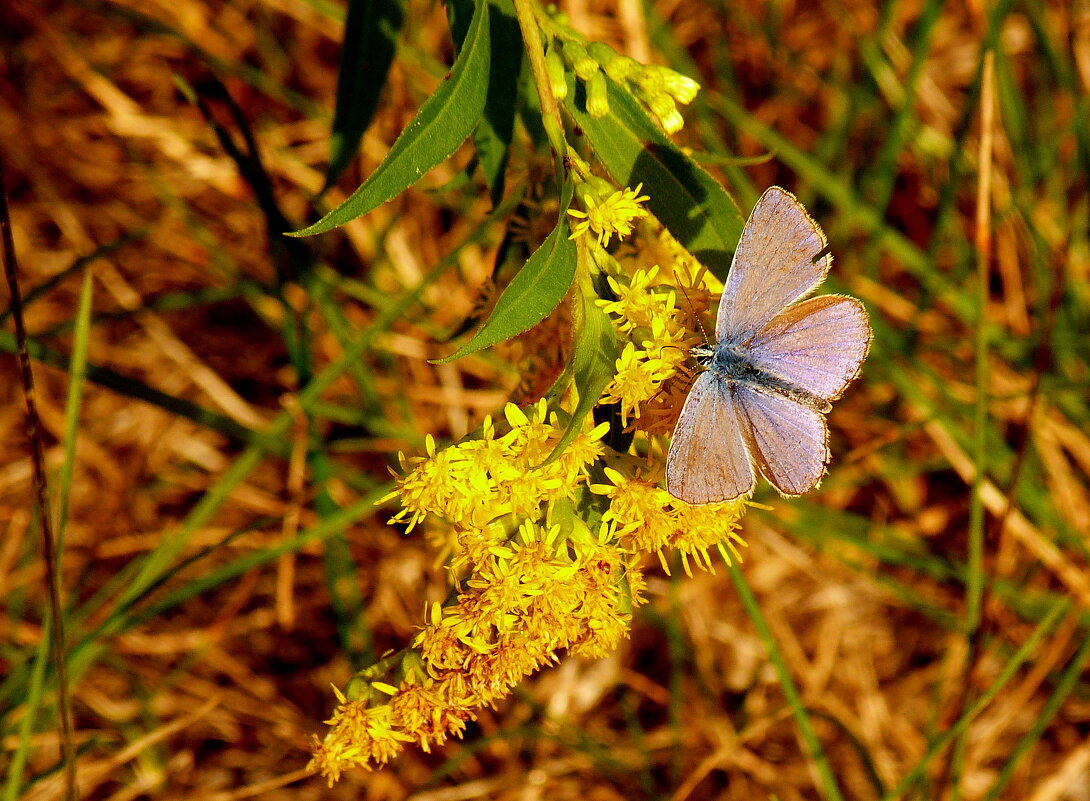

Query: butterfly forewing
666,372,756,503
733,383,830,496
716,187,832,344
745,295,872,402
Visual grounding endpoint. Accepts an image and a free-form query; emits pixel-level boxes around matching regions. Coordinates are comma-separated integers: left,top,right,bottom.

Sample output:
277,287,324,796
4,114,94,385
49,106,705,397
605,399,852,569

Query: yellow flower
390,682,472,751
415,613,475,672
565,536,641,658
599,264,673,333
593,262,706,423
600,342,663,424
672,501,748,575
322,212,760,781
592,468,677,553
591,468,748,573
385,401,607,543
659,68,701,105
646,92,683,134
308,691,414,785
410,518,640,715
599,316,696,424
568,183,650,248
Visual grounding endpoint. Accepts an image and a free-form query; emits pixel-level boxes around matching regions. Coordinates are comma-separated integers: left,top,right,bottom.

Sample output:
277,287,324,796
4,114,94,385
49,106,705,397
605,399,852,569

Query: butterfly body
666,187,871,505
697,342,832,414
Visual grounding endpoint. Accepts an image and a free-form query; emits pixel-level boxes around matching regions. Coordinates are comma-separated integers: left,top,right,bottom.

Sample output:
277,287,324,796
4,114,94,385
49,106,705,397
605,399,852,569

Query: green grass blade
66,229,468,676
120,493,386,630
883,598,1068,800
728,561,845,801
55,271,93,550
983,623,1090,800
1,618,51,801
0,330,270,450
0,232,142,326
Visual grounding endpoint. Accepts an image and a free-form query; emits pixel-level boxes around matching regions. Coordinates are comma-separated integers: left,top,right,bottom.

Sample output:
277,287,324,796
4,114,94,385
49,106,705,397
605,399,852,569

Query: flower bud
587,71,610,118
546,45,567,101
588,41,619,68
544,4,568,24
563,40,599,81
603,54,637,83
646,92,683,134
633,65,664,93
658,68,701,104
573,174,614,207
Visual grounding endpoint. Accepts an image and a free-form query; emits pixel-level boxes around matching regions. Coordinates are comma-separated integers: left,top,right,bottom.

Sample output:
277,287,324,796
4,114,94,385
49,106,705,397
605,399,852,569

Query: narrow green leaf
436,184,577,362
3,617,50,801
472,0,521,204
542,287,617,464
447,0,521,204
323,0,406,190
291,0,491,236
57,272,94,550
562,75,745,278
446,0,473,42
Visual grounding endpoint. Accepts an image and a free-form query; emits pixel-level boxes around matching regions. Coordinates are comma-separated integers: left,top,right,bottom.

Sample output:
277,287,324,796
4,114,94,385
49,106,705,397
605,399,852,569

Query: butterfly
666,186,871,504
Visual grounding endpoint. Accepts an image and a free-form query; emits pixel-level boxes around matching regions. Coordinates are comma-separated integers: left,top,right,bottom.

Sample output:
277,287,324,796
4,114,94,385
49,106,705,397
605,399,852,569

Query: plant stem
1,155,78,801
511,0,567,170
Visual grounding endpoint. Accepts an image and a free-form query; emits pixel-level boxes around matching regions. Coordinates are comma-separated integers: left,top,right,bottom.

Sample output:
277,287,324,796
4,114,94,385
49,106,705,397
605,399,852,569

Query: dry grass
2,0,1089,798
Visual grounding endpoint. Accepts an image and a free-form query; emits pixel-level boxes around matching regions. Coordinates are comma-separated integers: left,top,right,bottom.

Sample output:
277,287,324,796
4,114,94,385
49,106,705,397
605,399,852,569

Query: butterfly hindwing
666,372,756,504
732,383,830,497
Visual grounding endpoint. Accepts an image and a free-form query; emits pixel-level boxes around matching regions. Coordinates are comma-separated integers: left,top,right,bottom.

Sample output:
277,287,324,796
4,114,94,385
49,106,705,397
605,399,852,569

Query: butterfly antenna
811,243,833,264
672,266,712,347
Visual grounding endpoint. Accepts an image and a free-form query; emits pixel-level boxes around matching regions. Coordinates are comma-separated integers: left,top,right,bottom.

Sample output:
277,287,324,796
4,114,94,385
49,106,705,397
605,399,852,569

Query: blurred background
2,0,1088,798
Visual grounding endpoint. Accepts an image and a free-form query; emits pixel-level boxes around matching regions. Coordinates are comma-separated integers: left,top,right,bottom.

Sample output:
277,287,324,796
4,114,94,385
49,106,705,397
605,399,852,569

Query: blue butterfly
667,187,871,503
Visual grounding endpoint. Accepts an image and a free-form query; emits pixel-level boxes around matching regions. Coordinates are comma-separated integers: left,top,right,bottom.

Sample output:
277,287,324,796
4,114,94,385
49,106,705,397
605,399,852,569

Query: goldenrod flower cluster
310,392,746,782
595,263,698,426
593,468,746,575
388,402,603,540
309,47,743,777
561,163,720,432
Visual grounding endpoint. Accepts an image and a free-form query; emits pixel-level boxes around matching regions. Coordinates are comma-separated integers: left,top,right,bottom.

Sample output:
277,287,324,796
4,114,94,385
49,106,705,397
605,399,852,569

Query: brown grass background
2,0,1089,798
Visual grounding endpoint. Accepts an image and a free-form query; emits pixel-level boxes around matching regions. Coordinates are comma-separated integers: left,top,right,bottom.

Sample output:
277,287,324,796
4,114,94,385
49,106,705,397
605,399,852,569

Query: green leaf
562,75,745,278
448,0,521,205
57,272,94,547
542,287,617,464
323,0,405,190
474,0,521,204
291,0,491,236
436,184,577,362
445,0,474,44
